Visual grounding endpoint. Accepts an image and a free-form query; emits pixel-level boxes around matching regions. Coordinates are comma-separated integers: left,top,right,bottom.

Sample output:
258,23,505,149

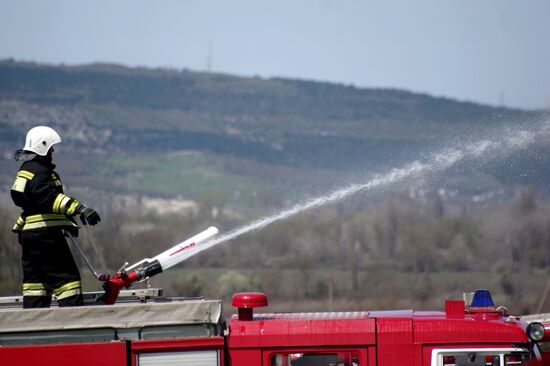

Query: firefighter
11,126,101,308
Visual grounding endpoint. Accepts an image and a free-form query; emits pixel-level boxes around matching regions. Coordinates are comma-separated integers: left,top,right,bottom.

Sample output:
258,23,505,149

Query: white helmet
23,126,62,156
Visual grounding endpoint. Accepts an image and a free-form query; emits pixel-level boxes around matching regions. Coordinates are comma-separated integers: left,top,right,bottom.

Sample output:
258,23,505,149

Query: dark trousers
20,228,83,308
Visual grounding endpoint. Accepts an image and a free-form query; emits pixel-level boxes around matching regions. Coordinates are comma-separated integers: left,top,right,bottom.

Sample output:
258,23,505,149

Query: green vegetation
93,152,269,203
3,190,550,315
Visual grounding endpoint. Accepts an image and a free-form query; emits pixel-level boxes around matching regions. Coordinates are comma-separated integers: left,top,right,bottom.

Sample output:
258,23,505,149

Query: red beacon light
232,292,268,321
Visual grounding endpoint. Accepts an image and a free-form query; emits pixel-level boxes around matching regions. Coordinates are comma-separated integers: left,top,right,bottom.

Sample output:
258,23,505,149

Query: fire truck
0,288,547,366
1,228,549,365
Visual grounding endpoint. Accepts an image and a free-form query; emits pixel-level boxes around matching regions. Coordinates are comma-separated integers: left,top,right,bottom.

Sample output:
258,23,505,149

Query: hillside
2,61,550,313
0,60,545,207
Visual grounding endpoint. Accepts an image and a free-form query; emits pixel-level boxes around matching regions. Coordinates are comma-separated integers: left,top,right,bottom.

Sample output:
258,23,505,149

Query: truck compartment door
138,349,220,366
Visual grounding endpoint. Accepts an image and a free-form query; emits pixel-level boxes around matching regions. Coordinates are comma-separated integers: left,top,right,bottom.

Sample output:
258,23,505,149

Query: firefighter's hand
77,205,101,226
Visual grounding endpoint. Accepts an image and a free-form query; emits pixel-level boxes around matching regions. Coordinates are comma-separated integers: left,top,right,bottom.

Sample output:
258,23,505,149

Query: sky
0,0,549,110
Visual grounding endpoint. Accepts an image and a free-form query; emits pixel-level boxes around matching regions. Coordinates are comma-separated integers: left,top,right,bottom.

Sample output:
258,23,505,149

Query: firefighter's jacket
11,156,79,232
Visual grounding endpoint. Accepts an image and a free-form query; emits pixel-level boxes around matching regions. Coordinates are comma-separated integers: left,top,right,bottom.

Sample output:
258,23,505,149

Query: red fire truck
0,288,547,366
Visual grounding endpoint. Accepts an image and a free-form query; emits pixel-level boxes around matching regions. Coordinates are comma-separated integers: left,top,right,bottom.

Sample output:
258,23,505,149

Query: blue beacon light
470,289,495,307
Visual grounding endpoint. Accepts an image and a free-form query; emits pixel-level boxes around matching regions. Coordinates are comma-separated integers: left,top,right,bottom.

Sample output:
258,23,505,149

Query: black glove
76,204,101,226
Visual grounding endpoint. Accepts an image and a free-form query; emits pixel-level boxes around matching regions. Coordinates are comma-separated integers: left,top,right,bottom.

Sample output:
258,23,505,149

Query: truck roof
0,298,223,346
228,309,529,348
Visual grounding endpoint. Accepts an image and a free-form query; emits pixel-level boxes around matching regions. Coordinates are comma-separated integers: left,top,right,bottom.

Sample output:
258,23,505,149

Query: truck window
431,349,530,366
442,354,499,366
271,352,360,366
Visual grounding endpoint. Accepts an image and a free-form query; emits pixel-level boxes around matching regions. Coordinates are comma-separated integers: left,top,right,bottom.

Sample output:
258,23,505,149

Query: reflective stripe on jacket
20,214,77,231
11,157,79,232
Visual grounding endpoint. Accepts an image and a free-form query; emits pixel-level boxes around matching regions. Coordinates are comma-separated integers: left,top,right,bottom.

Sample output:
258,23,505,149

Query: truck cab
228,290,537,366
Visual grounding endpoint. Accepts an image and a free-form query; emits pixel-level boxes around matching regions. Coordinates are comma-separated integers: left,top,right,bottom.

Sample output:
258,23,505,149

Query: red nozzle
102,271,140,305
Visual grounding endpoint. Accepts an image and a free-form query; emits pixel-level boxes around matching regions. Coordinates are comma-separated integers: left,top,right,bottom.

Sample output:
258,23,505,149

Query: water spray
179,123,547,261
98,120,549,303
